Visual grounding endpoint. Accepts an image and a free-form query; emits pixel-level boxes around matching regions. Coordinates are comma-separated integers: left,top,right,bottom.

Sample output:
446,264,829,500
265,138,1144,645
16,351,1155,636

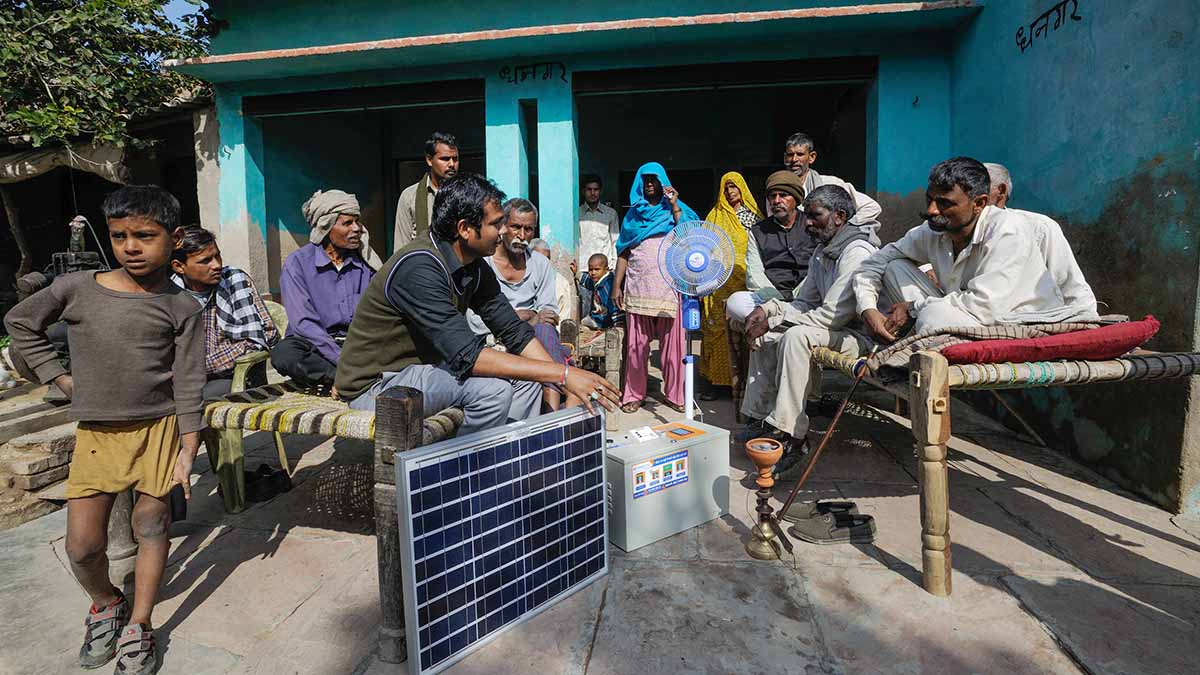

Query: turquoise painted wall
206,1,931,54
949,0,1200,511
210,35,954,266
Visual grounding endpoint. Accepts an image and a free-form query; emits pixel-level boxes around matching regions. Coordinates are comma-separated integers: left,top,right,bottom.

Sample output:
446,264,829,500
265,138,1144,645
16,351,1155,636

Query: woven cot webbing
949,352,1200,389
203,384,464,442
811,347,1200,391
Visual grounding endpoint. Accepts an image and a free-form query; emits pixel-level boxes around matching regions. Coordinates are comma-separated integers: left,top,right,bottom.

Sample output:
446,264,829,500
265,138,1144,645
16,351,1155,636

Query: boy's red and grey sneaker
79,592,130,669
114,623,158,675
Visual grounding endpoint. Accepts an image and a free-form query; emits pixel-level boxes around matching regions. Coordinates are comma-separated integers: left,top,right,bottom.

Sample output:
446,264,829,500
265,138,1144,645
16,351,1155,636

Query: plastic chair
204,300,290,514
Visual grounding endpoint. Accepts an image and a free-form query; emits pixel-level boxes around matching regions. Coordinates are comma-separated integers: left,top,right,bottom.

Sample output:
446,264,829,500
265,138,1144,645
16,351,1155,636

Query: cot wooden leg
604,327,623,432
373,386,424,663
203,427,246,514
909,351,952,596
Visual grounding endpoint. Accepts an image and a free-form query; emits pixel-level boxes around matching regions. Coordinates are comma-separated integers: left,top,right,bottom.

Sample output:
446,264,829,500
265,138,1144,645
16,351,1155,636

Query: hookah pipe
776,349,876,523
744,347,877,560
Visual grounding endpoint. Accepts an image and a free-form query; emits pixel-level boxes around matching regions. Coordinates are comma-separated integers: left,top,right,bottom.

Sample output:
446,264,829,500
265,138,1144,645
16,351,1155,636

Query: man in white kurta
577,175,620,268
785,132,883,227
984,162,1099,320
741,185,880,479
854,158,1097,342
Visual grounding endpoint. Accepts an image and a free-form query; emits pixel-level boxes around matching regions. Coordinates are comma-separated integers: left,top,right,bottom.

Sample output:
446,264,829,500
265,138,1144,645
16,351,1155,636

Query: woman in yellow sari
699,171,762,399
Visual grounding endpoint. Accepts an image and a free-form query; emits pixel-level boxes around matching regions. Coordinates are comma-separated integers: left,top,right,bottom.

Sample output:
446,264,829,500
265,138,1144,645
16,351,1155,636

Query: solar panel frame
395,406,609,674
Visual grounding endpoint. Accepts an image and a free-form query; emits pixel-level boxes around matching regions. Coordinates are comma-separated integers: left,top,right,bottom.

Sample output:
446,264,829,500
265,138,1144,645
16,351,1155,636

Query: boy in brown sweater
4,185,205,675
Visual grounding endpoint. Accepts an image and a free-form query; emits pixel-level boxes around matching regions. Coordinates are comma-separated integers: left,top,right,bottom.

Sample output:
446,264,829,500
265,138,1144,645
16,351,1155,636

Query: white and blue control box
605,420,730,552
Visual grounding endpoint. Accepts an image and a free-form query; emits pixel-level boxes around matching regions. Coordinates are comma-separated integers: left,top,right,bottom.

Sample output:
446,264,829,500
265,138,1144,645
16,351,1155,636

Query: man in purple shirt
271,189,382,388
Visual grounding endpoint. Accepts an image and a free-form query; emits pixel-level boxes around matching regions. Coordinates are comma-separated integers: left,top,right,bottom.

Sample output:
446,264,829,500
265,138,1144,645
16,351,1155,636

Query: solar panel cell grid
399,411,607,674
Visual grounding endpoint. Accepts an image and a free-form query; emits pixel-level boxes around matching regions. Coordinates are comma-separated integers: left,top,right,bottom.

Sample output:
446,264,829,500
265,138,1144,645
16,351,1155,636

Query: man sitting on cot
467,197,574,410
271,189,384,389
740,185,881,483
982,162,1098,320
725,170,811,322
335,173,619,436
853,156,1098,345
170,227,280,401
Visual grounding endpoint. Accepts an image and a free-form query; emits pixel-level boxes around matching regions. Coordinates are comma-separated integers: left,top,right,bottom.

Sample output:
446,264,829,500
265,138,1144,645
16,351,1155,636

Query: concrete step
34,479,68,502
0,384,72,445
0,421,75,525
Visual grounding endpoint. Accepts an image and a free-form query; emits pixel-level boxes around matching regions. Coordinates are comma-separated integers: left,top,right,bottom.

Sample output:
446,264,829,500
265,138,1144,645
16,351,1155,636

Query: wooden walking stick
777,349,876,521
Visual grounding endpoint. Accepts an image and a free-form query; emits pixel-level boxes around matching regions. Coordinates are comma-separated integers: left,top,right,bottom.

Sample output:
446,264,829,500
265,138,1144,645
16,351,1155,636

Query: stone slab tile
235,457,375,537
610,524,700,561
0,405,72,445
2,420,76,453
156,634,242,674
0,442,72,475
834,481,1081,576
980,485,1200,584
152,526,369,656
230,544,380,675
0,510,86,674
33,477,68,501
587,560,832,674
799,422,914,485
696,480,898,572
0,478,62,530
806,566,1081,674
1003,575,1200,675
10,463,67,489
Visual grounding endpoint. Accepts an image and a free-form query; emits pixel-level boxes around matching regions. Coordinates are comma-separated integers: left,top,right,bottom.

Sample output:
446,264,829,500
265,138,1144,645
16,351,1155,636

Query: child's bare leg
129,493,171,625
65,492,121,605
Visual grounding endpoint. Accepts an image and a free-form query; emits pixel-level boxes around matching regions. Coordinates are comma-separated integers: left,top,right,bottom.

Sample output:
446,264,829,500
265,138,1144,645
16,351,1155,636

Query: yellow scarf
704,171,762,232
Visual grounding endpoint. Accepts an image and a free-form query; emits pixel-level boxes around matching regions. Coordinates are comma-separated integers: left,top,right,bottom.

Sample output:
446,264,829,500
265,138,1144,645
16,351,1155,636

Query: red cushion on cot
940,316,1160,365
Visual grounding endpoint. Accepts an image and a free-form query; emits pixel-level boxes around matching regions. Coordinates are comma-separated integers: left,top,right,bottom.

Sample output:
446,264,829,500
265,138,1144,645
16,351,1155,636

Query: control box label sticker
632,450,688,499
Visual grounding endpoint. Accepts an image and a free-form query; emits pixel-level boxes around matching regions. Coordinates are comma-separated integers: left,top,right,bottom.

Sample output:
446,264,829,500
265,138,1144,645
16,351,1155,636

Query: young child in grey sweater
4,185,204,675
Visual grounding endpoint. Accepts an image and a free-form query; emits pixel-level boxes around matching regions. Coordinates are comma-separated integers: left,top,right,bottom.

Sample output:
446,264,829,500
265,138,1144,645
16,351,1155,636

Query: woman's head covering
711,171,762,221
616,162,698,255
301,189,383,270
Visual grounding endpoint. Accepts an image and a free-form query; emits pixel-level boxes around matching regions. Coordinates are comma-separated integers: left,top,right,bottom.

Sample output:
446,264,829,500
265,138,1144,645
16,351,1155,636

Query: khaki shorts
66,416,180,499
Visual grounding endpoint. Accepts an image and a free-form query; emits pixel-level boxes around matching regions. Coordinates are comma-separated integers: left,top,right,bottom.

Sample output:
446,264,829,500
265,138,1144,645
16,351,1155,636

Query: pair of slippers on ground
781,500,877,545
244,463,292,502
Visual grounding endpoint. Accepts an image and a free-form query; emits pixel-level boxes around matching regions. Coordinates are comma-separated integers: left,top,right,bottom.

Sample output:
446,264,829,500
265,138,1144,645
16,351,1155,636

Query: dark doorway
574,60,872,218
250,79,485,289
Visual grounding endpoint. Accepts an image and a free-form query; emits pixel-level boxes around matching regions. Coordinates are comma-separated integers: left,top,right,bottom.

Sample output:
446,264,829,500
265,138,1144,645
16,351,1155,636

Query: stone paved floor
3,371,1199,674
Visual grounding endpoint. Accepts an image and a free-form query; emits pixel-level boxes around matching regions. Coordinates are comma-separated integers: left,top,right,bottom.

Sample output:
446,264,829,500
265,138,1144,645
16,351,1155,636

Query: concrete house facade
175,0,1200,515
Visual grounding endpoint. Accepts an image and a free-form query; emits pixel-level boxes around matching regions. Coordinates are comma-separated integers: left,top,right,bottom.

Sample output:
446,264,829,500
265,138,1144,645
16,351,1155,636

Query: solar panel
395,406,609,673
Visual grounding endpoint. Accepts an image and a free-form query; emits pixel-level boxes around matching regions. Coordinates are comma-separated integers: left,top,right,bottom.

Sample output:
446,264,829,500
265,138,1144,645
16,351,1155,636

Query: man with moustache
854,157,1096,344
784,132,882,227
468,198,573,409
739,185,880,480
725,170,811,322
394,131,460,251
337,175,619,433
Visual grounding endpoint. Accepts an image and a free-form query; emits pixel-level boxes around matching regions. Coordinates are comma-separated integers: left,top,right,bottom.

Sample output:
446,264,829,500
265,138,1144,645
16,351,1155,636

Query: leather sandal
781,500,860,524
787,512,876,545
620,401,642,414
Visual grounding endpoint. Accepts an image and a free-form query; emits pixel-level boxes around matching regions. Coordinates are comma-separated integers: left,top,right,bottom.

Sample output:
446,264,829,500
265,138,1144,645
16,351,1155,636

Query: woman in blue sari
612,162,698,413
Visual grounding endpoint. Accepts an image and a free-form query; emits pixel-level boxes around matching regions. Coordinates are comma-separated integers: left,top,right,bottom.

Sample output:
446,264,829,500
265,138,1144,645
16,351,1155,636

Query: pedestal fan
658,220,735,420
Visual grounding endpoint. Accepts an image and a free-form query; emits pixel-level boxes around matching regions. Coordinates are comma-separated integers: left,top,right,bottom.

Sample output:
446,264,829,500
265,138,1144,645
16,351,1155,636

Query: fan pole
682,296,701,421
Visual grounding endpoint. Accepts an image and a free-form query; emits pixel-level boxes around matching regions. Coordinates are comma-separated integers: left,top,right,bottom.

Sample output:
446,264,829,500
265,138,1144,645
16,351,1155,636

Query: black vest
750,216,815,300
335,236,470,400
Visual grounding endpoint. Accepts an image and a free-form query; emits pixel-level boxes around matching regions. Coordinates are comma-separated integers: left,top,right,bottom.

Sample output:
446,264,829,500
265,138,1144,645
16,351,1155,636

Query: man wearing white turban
270,189,382,388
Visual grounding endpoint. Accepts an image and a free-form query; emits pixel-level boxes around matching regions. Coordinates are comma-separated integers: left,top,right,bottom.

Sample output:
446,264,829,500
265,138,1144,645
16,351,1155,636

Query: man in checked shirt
170,227,280,400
